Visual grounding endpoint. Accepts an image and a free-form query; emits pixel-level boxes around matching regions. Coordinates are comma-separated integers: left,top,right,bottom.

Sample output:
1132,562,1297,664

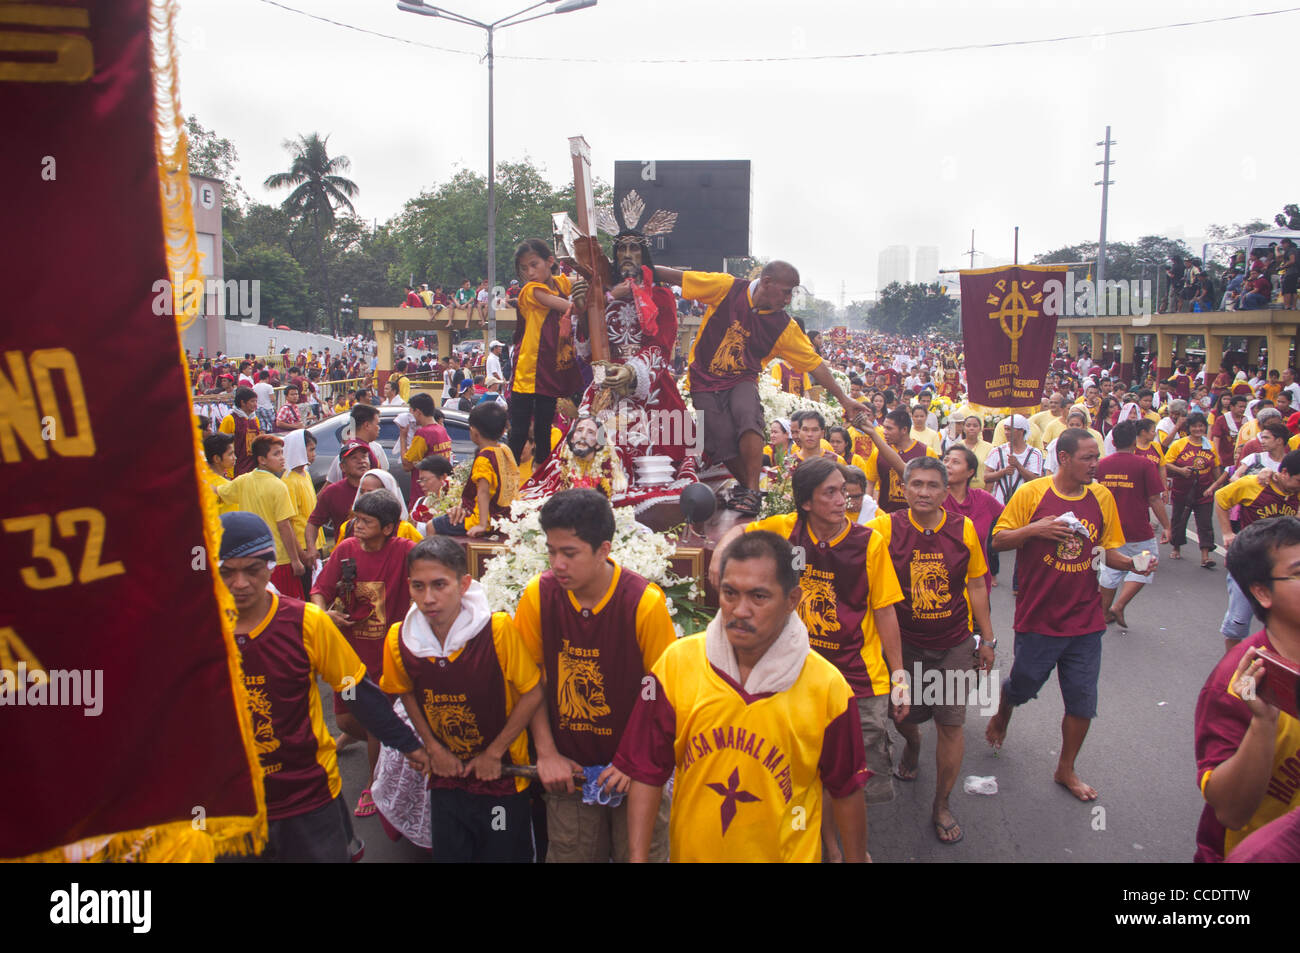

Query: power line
256,0,1300,64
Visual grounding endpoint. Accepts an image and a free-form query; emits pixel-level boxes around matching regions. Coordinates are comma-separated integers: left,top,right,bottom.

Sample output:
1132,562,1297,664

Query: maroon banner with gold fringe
959,264,1066,410
0,0,265,861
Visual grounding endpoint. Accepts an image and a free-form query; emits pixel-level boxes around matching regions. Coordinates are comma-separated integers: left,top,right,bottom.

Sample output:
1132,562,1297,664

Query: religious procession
6,2,1300,905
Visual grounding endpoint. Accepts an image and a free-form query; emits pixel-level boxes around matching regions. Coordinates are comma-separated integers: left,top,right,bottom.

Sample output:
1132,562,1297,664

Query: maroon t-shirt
535,569,651,766
883,510,975,650
396,617,517,796
309,479,358,533
312,536,415,676
944,488,1002,592
236,596,333,821
788,518,877,696
1096,452,1163,543
880,440,932,514
687,278,798,394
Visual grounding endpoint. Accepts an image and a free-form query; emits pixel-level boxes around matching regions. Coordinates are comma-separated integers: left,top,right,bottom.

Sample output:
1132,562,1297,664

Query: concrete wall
182,317,356,360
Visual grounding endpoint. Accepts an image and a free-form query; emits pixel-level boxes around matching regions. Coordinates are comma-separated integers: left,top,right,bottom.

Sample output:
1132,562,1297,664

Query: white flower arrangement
757,369,845,429
479,498,707,635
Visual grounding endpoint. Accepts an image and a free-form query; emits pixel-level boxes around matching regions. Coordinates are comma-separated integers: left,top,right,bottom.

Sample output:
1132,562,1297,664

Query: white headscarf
282,429,310,472
353,467,411,523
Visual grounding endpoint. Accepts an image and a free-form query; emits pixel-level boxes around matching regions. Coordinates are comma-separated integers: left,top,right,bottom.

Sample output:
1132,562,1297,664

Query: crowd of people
1163,238,1298,313
196,229,1300,864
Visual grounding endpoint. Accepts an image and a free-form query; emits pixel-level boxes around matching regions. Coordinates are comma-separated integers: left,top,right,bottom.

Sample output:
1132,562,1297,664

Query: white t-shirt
486,353,503,381
253,381,276,410
987,444,1044,503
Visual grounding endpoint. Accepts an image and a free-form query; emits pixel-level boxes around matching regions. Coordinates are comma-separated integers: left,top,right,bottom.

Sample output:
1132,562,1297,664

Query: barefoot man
986,428,1154,800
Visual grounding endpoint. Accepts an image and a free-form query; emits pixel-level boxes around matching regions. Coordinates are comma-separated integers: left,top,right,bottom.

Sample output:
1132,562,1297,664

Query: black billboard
612,160,751,270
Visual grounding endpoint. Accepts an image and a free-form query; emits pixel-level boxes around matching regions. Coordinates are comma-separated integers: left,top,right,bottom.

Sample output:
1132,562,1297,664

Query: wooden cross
567,135,611,364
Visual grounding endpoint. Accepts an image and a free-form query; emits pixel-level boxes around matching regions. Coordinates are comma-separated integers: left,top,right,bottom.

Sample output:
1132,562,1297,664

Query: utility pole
964,229,978,269
1096,126,1115,286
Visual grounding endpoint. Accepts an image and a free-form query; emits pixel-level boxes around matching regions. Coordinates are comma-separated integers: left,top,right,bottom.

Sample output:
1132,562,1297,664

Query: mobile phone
1256,647,1300,720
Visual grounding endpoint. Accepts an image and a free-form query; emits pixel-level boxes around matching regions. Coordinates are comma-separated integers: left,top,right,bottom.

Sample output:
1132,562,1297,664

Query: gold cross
987,280,1038,363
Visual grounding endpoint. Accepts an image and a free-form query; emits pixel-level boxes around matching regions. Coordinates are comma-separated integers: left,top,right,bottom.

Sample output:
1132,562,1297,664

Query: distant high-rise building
914,246,939,284
877,245,910,291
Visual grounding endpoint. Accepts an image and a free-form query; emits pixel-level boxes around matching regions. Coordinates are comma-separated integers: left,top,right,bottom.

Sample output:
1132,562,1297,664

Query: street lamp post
397,0,597,346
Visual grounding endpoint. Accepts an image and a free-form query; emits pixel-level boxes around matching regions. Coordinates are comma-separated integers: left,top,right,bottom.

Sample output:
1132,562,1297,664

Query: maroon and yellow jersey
684,272,821,394
515,562,675,766
746,514,902,697
1095,452,1164,543
770,360,808,396
236,594,366,820
992,477,1124,637
879,439,938,514
1134,442,1164,471
1194,630,1300,862
1163,435,1220,502
311,536,416,676
461,444,519,530
512,274,582,397
867,509,986,650
219,411,261,476
403,423,452,466
1214,475,1300,527
613,634,868,863
380,613,539,795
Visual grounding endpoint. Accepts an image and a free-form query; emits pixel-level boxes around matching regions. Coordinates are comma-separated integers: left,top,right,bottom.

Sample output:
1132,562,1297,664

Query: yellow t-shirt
910,427,943,454
618,633,865,862
283,467,325,550
216,468,297,565
464,445,519,530
201,467,233,512
379,613,540,794
338,518,424,544
512,273,572,395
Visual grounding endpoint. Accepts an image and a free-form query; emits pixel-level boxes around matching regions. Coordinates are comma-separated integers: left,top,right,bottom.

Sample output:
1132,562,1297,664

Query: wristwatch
981,638,997,649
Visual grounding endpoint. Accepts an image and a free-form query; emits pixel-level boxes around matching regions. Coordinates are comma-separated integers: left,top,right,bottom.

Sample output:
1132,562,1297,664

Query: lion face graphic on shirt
798,575,840,640
909,558,951,612
708,321,750,377
423,701,485,758
246,686,280,755
557,651,610,726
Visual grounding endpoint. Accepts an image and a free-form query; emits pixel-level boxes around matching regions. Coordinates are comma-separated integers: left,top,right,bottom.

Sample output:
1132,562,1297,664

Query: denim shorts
1221,575,1257,641
1002,630,1103,719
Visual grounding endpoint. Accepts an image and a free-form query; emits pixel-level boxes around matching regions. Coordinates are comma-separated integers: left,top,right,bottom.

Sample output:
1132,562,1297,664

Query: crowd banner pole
1,0,266,862
960,264,1067,418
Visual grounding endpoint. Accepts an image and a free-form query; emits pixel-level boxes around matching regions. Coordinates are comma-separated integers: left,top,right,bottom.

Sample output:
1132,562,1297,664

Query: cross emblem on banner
986,280,1038,364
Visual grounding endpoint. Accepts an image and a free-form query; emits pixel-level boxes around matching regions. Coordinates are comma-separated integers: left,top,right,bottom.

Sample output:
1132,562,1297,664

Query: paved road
329,534,1239,863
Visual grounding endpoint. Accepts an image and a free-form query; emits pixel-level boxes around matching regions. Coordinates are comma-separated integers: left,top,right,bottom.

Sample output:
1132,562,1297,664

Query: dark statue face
615,238,644,279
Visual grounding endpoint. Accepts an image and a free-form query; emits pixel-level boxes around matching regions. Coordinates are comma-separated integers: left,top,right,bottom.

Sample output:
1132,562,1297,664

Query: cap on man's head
219,512,276,563
489,340,504,349
340,439,371,459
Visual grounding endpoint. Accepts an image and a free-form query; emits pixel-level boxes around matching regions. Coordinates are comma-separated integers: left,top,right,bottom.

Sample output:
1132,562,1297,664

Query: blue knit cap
219,511,276,562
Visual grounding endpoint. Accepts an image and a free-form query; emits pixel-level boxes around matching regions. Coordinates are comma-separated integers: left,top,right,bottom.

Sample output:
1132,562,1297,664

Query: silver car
306,405,475,491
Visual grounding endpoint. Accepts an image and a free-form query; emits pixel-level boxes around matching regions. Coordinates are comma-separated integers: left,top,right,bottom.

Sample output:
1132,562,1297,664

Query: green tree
869,282,956,335
224,244,310,329
1275,204,1300,230
264,133,359,335
184,115,248,213
845,299,873,328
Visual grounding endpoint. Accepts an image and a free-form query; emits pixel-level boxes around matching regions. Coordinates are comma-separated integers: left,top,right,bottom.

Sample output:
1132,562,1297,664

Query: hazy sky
175,0,1297,304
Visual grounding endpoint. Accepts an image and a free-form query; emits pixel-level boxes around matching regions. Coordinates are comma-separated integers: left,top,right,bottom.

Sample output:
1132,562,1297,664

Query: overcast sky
175,0,1297,304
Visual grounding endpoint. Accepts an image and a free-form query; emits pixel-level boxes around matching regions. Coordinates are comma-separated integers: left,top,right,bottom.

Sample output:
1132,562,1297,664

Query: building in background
877,245,910,291
914,245,939,284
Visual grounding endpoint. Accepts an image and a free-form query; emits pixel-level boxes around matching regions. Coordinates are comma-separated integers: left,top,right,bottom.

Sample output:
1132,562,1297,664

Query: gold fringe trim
8,0,269,863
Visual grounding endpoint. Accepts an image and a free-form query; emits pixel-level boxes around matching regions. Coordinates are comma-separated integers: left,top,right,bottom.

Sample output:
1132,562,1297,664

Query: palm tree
264,133,358,334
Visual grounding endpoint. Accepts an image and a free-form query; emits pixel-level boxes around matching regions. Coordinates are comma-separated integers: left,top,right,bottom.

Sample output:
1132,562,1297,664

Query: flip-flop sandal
1202,560,1217,570
354,789,377,818
934,818,964,844
893,764,918,782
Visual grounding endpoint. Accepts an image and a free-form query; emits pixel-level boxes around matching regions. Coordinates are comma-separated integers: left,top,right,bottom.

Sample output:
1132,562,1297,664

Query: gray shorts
901,635,977,726
856,695,895,804
1098,538,1156,589
690,380,765,465
1221,574,1257,641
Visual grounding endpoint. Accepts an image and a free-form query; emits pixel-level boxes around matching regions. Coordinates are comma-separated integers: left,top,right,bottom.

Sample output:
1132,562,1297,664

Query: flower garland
479,498,710,636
